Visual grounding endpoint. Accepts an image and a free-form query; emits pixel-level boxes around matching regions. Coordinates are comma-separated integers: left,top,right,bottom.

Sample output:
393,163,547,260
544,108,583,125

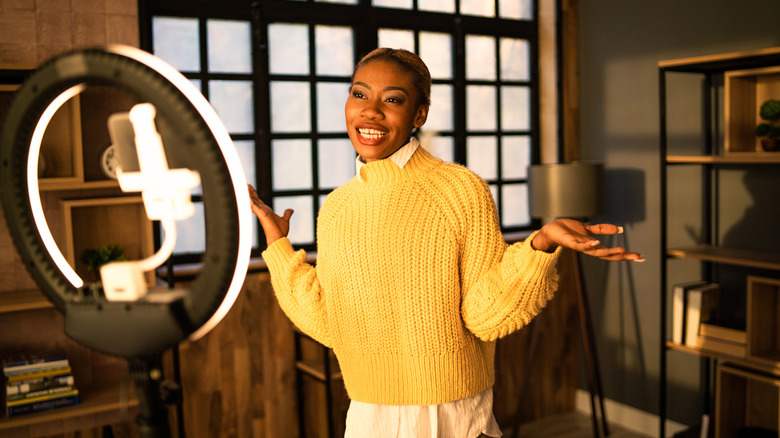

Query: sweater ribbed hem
337,338,495,406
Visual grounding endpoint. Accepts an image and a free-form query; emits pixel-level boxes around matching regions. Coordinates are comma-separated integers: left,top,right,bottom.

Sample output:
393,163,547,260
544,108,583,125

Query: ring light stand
0,46,252,437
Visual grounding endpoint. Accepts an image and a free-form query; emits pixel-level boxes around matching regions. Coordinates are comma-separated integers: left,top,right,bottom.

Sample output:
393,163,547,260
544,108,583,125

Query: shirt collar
355,138,419,182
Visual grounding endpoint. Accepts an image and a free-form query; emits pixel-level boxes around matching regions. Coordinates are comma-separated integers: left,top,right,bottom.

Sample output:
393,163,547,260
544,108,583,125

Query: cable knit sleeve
261,237,331,347
456,172,561,342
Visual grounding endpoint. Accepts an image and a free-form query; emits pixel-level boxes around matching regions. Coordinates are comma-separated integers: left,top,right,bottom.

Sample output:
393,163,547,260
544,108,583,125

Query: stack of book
3,353,79,417
672,281,746,358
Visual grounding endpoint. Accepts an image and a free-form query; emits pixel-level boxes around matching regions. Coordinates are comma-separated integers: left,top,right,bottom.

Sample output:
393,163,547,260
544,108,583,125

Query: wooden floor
509,411,652,438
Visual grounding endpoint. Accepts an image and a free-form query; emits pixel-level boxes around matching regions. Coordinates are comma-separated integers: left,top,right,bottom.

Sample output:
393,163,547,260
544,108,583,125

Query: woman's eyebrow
351,82,409,95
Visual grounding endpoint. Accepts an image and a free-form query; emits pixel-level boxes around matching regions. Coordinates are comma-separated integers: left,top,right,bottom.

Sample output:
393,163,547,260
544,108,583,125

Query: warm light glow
29,84,86,289
106,45,252,340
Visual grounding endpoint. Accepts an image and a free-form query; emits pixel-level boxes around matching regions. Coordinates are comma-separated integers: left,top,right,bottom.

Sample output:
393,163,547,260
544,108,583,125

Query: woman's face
345,60,428,163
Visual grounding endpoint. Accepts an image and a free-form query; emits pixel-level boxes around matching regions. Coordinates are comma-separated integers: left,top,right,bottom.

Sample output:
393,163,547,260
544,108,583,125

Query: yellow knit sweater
262,146,560,406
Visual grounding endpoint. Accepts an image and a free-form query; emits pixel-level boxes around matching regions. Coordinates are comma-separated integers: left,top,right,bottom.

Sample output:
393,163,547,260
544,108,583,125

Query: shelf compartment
0,289,54,314
716,364,780,438
0,383,138,435
0,85,84,189
667,245,780,271
725,65,780,154
748,276,780,368
61,196,155,286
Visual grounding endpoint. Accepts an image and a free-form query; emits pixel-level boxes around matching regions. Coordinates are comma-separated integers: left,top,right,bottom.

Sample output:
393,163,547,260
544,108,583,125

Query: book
3,354,69,377
7,384,76,402
684,283,720,348
6,387,79,408
5,365,72,384
6,392,79,417
6,373,74,396
672,281,707,345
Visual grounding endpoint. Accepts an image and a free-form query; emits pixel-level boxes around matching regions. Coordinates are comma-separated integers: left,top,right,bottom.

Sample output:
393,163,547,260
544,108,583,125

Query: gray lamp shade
528,162,605,219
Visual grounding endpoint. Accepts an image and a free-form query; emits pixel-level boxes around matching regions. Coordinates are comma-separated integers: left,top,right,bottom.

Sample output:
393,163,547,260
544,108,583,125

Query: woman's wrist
530,228,556,253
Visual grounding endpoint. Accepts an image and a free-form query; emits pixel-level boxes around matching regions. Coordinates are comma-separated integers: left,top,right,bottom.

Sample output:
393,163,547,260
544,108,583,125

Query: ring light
0,45,252,358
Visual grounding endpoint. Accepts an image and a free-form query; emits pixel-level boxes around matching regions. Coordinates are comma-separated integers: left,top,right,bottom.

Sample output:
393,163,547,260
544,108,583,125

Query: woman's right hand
248,185,294,245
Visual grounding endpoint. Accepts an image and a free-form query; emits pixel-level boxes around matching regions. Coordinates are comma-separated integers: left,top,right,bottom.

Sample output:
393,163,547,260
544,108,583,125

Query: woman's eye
385,96,404,104
351,90,365,99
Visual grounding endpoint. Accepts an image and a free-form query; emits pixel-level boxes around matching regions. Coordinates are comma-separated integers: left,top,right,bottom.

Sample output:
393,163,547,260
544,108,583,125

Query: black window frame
139,0,543,262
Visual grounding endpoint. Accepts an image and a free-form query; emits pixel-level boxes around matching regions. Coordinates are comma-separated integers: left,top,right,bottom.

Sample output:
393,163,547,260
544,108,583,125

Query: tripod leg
574,251,609,437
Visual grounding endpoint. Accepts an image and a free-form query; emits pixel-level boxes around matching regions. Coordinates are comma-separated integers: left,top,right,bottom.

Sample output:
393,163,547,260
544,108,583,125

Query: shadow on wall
582,168,654,405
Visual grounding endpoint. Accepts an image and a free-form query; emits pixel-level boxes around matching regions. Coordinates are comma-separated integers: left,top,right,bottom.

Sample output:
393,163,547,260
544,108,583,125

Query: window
140,0,541,260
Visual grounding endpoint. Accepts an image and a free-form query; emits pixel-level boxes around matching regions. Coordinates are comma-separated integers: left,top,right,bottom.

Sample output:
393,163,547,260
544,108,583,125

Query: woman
249,48,642,438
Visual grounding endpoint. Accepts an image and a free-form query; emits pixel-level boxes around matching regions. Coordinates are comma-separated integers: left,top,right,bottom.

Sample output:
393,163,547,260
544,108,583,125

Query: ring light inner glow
29,84,86,289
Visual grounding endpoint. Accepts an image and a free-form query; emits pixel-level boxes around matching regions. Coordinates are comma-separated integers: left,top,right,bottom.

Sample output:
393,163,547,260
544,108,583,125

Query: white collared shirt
345,138,502,438
355,138,420,182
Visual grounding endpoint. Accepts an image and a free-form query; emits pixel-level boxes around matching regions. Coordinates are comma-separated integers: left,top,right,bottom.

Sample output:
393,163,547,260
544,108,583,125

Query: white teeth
358,128,386,139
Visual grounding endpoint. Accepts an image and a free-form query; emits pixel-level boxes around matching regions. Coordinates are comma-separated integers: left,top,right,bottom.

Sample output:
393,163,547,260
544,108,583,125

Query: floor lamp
512,162,609,437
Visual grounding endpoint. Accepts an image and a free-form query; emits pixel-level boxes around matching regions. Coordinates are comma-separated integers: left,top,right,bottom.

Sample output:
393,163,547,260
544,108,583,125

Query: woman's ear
414,105,429,128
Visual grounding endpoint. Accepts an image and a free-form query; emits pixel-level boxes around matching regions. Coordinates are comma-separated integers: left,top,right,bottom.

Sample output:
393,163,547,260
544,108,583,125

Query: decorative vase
760,138,780,152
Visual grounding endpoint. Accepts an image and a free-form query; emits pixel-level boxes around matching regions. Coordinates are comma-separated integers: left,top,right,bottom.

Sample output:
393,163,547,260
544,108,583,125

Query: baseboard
575,389,688,437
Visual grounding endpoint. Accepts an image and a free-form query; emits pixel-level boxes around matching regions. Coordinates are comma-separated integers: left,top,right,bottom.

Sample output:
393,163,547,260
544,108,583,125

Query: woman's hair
353,48,432,107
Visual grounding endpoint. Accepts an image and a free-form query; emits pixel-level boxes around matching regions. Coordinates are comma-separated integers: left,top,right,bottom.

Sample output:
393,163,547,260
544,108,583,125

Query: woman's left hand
531,219,645,262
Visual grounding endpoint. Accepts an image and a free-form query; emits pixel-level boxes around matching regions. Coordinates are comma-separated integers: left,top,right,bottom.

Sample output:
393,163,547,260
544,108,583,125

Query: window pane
207,20,251,73
501,136,530,179
466,136,497,180
422,135,454,163
210,80,254,134
489,184,498,205
373,0,412,9
270,81,311,133
274,196,314,244
500,86,530,131
500,0,533,20
316,26,354,76
317,82,350,133
466,35,496,80
318,139,355,189
420,32,452,79
500,38,530,81
501,183,530,227
466,85,497,131
378,29,414,51
272,139,313,190
426,84,453,132
173,202,205,254
234,140,257,188
461,0,495,17
153,17,200,72
419,0,455,13
269,23,309,75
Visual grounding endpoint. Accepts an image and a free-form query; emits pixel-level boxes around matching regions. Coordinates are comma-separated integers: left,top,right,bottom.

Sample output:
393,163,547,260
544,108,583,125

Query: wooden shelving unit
0,64,147,436
660,47,780,438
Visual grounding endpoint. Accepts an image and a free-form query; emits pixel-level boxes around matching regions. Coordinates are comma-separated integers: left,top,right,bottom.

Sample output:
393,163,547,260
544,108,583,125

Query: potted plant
755,99,780,151
80,244,127,283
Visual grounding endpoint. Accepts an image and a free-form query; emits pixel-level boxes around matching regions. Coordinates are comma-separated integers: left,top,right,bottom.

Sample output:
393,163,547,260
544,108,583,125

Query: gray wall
577,0,780,427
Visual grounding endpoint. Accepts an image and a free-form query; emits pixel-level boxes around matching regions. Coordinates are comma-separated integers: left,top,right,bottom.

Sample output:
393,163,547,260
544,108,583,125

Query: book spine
6,374,74,396
3,359,70,376
7,384,76,402
6,393,79,417
6,388,78,407
5,366,72,383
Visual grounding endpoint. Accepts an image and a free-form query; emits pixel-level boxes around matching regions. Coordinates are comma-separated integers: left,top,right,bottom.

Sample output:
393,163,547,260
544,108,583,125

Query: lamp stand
510,248,609,437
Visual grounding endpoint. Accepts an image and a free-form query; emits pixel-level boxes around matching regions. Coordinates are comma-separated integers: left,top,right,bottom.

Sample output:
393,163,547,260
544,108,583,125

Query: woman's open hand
531,219,644,262
248,185,294,245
